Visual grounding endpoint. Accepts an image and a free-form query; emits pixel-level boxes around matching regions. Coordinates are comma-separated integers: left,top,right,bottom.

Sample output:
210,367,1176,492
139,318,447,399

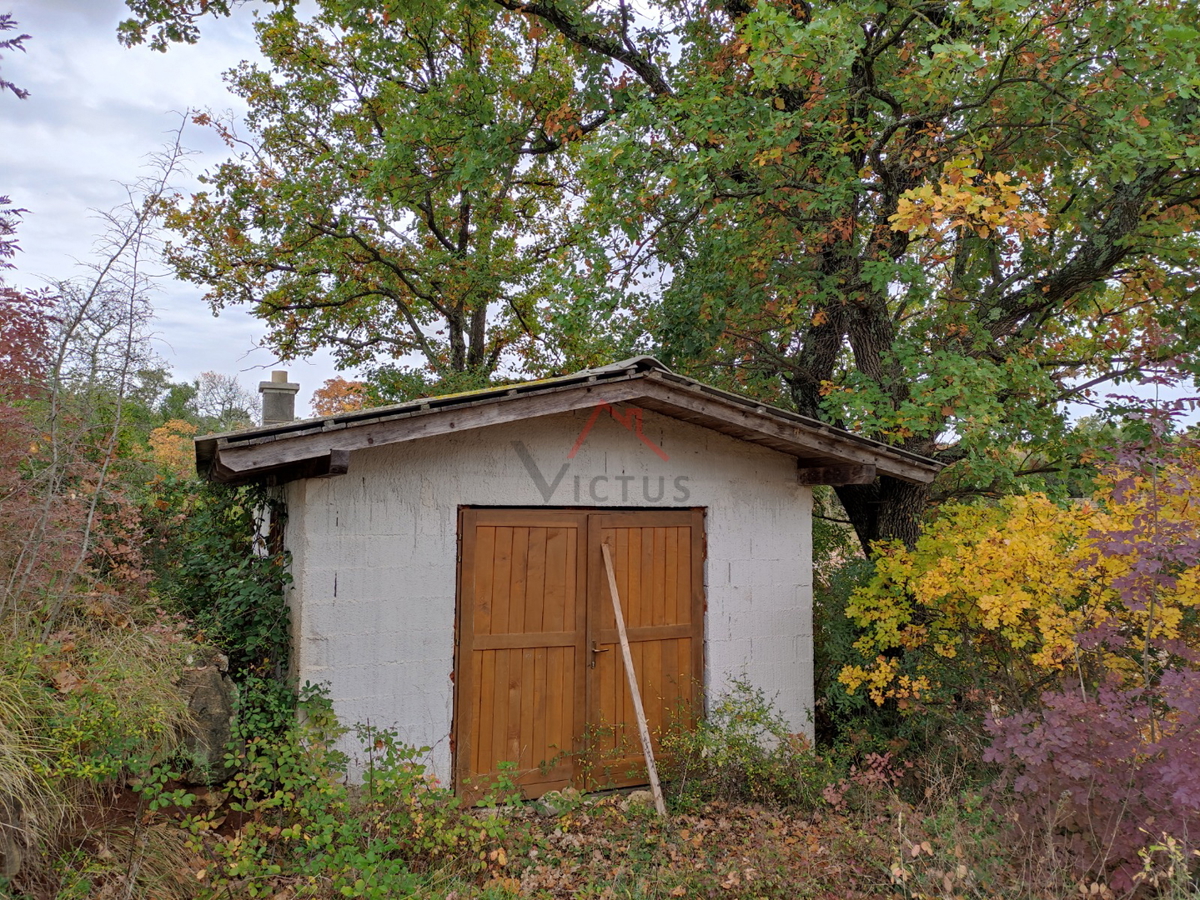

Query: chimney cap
259,370,300,393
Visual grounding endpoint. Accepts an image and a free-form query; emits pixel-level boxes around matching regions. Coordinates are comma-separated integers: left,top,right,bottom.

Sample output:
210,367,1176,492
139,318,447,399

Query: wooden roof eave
632,373,939,484
199,369,941,486
202,375,651,483
194,360,665,475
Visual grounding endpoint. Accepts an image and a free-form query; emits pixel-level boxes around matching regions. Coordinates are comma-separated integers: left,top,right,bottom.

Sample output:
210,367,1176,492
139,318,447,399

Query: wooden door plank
520,647,536,768
472,631,579,650
587,520,618,786
628,528,644,628
473,525,496,637
643,529,663,735
569,523,588,768
561,645,577,767
652,528,667,628
454,509,477,794
533,647,547,773
543,528,567,631
508,527,530,634
477,650,496,782
528,533,549,781
595,623,695,643
649,642,665,757
491,527,514,638
587,509,706,527
665,527,679,628
662,636,680,733
491,649,510,777
507,648,523,765
640,527,654,627
583,522,602,780
599,630,618,759
526,527,548,633
571,525,590,787
472,508,590,527
632,639,644,747
469,649,484,775
545,646,564,774
615,528,629,630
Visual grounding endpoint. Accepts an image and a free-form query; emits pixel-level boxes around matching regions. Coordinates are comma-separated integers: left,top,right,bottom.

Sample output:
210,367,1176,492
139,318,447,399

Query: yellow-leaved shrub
840,460,1200,706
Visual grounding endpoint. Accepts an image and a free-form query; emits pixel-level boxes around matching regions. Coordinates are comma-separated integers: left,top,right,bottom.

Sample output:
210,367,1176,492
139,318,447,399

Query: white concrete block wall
283,407,814,783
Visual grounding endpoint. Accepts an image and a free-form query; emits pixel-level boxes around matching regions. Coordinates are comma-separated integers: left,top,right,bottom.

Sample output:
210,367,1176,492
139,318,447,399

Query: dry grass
0,670,64,878
0,599,195,896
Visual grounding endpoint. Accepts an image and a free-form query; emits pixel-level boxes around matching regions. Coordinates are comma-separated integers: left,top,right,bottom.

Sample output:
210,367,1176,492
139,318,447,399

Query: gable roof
195,357,941,486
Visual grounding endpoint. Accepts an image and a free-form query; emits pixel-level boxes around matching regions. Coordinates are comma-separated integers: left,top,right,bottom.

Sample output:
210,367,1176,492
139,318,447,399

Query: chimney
259,370,299,425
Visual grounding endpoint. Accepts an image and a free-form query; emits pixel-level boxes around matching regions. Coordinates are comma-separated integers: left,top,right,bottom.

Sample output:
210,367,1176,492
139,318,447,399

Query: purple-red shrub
983,435,1200,891
985,671,1200,890
0,285,154,624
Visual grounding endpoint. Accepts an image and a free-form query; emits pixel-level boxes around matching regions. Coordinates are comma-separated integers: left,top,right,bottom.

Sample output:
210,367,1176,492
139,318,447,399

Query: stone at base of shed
0,798,28,879
179,646,239,784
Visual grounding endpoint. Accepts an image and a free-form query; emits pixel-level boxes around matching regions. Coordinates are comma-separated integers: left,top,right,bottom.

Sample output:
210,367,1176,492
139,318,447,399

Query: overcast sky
4,0,340,413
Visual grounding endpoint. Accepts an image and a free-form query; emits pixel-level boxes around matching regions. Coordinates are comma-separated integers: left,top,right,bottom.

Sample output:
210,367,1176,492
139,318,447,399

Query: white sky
3,0,340,413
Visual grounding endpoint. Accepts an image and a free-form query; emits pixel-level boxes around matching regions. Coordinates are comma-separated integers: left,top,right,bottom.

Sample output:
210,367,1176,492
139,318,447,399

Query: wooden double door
454,508,705,798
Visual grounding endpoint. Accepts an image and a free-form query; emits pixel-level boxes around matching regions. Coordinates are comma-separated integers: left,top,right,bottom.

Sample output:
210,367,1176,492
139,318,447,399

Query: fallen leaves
51,667,85,694
910,839,933,858
506,797,892,899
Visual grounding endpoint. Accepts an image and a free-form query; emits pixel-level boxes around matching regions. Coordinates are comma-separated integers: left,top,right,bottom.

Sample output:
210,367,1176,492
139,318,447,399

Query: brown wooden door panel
586,511,705,790
456,510,587,800
455,508,704,798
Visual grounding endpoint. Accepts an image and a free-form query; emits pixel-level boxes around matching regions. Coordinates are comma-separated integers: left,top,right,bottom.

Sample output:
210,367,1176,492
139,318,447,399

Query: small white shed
196,357,938,797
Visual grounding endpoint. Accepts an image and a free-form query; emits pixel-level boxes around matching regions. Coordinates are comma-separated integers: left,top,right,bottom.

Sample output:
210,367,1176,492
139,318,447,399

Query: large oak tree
133,0,1200,548
163,3,590,390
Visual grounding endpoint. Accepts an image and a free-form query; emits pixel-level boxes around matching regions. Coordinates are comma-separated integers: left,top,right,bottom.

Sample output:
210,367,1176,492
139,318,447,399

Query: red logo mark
568,402,670,462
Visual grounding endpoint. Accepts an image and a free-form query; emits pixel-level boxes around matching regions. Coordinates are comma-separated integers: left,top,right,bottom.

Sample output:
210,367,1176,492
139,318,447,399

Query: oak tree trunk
835,477,931,552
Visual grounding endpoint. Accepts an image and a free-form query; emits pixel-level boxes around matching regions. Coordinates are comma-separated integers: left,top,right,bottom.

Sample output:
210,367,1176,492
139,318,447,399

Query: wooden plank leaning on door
601,541,667,815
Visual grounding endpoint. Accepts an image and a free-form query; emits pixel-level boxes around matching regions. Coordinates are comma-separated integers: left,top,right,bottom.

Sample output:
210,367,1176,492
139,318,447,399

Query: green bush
0,609,196,898
662,680,838,809
189,687,512,898
815,557,992,793
813,557,883,746
145,477,290,682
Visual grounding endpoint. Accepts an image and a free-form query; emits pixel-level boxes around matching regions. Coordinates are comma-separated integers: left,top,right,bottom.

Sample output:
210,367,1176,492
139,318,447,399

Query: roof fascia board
195,365,656,467
204,367,940,486
648,371,936,471
211,377,649,479
633,375,938,484
210,448,350,486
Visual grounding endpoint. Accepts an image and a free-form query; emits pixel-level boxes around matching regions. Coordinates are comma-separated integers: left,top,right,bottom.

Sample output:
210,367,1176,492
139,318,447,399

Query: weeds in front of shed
38,678,1119,900
182,686,517,899
661,680,840,810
